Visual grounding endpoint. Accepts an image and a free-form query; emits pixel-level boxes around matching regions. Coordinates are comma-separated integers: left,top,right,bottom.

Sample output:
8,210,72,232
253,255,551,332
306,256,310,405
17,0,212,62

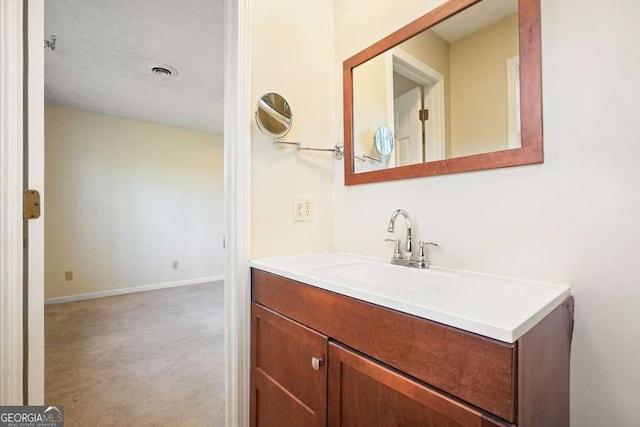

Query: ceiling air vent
149,64,178,78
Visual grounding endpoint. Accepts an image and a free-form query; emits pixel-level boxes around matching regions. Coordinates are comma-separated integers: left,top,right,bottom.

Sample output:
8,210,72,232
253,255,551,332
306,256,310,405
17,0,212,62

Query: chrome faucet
387,209,413,259
385,209,438,269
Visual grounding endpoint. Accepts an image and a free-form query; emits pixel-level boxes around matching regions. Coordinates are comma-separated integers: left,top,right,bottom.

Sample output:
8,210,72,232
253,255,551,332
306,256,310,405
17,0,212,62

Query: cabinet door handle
311,357,324,371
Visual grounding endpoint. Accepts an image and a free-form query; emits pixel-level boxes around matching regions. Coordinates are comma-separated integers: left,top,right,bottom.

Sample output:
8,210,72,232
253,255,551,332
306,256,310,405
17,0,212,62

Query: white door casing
0,0,25,405
25,0,45,405
223,0,251,426
390,49,446,162
8,0,251,420
1,0,50,405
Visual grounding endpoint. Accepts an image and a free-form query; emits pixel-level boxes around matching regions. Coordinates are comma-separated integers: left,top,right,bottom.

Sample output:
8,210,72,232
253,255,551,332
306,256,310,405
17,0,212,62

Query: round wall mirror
255,92,293,140
373,126,394,158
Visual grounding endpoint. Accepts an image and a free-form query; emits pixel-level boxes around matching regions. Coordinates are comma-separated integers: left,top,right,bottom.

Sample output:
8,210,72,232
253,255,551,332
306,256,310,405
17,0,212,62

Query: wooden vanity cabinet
251,269,574,427
328,342,509,427
251,303,328,427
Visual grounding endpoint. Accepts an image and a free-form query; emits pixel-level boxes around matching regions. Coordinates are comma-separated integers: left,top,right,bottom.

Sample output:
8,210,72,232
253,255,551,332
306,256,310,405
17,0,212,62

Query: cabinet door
328,342,510,427
251,303,328,427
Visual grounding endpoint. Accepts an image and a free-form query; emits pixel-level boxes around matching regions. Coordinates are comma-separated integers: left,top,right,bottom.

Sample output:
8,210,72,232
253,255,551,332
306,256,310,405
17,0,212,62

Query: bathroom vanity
250,253,573,427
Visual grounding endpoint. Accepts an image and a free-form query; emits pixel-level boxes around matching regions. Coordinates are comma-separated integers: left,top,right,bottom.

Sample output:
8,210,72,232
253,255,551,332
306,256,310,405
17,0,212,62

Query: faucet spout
387,209,412,257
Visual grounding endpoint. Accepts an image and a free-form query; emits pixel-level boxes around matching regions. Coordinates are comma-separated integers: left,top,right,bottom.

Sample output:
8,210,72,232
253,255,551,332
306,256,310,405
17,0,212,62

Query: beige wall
352,55,391,172
393,72,419,97
449,14,518,157
333,0,640,425
400,29,451,80
45,104,223,299
250,0,334,258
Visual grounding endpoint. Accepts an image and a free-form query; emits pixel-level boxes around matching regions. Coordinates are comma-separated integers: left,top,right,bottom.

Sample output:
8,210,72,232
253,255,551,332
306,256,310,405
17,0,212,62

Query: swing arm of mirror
255,92,345,160
343,0,543,185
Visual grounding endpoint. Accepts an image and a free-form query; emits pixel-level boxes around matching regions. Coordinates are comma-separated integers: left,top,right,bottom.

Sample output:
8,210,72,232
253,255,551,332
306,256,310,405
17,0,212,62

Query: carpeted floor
45,282,225,427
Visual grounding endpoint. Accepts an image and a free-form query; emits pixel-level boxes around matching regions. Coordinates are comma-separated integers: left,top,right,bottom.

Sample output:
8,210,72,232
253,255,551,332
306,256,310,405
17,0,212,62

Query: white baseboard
44,275,224,305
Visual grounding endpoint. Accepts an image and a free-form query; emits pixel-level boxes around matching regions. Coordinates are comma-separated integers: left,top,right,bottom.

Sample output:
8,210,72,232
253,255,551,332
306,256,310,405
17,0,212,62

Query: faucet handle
417,241,438,262
419,241,438,248
384,238,402,259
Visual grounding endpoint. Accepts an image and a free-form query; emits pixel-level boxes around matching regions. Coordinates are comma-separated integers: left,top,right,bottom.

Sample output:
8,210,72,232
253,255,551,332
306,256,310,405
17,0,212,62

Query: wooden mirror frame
343,0,542,185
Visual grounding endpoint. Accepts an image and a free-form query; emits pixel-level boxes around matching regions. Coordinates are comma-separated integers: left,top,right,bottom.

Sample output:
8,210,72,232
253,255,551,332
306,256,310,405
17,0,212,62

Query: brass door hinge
419,109,429,122
23,190,41,220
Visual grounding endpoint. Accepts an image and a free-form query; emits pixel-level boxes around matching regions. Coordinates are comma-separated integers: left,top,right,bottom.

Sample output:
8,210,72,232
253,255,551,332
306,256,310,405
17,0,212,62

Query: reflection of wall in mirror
449,14,518,158
257,108,288,137
393,73,420,97
352,55,391,173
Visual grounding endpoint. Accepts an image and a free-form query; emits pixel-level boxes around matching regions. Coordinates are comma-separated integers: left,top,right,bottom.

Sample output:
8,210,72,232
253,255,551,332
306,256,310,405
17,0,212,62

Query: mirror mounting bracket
255,91,345,160
273,139,345,160
354,154,382,163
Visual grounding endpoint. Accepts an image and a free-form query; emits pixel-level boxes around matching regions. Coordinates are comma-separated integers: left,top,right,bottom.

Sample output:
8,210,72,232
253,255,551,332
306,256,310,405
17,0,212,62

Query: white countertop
250,252,571,343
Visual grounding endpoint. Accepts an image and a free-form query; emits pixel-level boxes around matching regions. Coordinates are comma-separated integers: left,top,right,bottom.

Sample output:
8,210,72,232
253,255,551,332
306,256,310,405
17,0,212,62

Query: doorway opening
42,0,226,424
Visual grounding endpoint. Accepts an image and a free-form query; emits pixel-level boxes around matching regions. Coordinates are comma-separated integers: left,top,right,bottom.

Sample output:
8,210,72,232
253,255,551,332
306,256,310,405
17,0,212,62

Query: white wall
45,104,224,299
250,0,334,258
333,0,640,425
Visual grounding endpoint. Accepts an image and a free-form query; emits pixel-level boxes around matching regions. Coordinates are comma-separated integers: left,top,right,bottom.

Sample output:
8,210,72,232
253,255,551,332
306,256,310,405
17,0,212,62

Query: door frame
223,0,252,426
0,0,25,405
386,48,446,161
3,0,252,423
25,0,45,405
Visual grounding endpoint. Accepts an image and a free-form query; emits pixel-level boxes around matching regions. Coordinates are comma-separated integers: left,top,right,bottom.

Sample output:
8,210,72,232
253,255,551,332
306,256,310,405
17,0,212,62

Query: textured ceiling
44,0,224,134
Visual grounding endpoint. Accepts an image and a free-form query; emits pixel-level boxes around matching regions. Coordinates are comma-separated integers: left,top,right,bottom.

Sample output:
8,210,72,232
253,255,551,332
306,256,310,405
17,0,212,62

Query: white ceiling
431,0,518,43
44,0,224,134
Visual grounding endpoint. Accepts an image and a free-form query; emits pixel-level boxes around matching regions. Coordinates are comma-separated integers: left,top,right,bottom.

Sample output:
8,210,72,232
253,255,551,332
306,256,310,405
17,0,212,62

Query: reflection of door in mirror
352,49,447,172
394,87,423,166
392,49,446,165
351,0,521,175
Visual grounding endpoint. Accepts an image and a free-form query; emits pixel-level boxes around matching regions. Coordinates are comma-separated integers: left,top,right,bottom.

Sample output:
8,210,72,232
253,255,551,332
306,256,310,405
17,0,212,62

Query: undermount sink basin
249,252,571,343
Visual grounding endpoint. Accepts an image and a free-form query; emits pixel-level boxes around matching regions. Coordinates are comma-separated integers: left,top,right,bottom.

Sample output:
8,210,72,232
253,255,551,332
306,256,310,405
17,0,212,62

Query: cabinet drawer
328,342,511,427
251,303,328,427
252,269,516,422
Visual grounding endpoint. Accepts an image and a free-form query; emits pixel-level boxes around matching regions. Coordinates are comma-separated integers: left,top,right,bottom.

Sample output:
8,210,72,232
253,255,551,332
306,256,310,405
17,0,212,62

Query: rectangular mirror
343,0,542,185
